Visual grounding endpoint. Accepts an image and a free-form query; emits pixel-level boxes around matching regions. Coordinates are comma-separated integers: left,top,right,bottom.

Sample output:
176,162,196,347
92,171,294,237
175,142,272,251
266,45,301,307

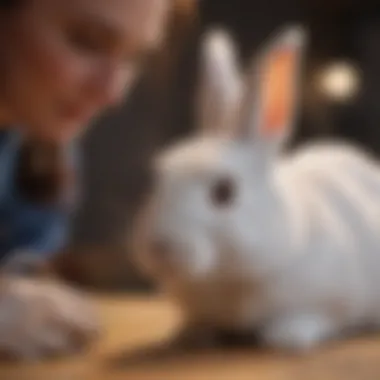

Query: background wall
54,0,380,291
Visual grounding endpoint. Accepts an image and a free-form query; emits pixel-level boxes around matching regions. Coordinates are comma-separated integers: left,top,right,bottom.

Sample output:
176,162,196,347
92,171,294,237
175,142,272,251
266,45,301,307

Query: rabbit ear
196,28,242,136
240,25,307,148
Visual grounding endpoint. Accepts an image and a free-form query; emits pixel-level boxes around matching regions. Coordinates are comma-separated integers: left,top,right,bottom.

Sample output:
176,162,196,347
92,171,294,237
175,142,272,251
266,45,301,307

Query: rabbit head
133,25,307,283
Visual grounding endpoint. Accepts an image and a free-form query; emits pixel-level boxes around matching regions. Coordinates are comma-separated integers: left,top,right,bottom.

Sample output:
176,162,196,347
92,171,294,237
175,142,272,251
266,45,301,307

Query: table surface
0,293,379,380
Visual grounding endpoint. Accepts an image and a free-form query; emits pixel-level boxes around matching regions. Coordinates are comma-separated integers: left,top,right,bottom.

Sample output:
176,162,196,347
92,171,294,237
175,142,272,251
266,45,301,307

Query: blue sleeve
0,205,71,259
0,137,81,262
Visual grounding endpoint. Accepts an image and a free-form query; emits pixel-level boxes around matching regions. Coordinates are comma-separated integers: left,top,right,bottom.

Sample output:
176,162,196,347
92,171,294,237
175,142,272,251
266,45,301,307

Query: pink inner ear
260,48,297,136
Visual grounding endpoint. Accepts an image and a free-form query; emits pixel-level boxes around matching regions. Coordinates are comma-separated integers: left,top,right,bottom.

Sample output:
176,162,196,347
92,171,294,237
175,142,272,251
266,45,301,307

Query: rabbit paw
0,276,101,361
261,314,335,353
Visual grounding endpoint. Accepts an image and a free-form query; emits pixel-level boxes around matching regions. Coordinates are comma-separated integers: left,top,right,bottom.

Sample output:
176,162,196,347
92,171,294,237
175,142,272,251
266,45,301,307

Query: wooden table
0,294,379,380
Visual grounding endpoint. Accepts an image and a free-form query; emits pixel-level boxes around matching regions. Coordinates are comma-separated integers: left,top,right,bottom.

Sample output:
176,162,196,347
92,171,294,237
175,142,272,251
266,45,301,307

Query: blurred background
53,0,380,291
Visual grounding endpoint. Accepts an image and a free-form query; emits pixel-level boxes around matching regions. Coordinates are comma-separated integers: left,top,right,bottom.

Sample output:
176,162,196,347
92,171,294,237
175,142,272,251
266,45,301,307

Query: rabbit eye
211,177,235,207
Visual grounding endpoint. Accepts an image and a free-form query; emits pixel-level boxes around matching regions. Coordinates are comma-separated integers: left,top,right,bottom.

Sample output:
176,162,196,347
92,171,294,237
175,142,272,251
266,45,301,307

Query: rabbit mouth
150,241,218,281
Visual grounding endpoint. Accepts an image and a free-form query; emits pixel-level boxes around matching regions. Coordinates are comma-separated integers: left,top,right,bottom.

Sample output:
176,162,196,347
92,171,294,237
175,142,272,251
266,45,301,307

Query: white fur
133,24,380,352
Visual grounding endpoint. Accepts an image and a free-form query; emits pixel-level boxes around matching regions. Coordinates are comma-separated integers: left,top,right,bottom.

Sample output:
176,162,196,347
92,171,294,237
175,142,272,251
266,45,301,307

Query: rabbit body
134,26,380,351
153,140,380,350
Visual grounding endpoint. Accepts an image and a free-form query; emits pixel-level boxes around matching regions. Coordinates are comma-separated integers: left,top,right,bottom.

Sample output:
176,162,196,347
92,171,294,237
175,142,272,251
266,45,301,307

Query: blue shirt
0,130,79,264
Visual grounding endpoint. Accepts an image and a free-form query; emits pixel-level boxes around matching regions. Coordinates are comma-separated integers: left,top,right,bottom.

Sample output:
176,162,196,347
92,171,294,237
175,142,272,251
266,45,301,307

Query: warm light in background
316,61,361,102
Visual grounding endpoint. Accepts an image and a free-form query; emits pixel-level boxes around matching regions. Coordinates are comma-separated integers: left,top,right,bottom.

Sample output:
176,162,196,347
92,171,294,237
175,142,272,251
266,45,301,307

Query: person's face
0,0,169,142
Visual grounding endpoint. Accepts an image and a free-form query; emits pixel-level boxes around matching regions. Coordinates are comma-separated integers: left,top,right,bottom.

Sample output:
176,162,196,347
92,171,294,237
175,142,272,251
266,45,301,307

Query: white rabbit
133,24,380,352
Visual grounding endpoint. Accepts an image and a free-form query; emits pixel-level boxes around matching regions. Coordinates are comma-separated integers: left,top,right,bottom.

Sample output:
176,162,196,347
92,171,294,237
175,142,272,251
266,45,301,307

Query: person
0,0,171,360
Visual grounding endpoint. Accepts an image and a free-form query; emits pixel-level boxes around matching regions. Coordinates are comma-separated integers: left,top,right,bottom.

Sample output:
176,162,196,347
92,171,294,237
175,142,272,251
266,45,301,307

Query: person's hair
14,140,74,205
0,0,20,8
0,0,74,205
0,0,68,205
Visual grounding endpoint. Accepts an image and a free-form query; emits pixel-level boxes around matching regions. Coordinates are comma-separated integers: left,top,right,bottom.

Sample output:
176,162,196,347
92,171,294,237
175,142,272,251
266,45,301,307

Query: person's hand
0,275,101,360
